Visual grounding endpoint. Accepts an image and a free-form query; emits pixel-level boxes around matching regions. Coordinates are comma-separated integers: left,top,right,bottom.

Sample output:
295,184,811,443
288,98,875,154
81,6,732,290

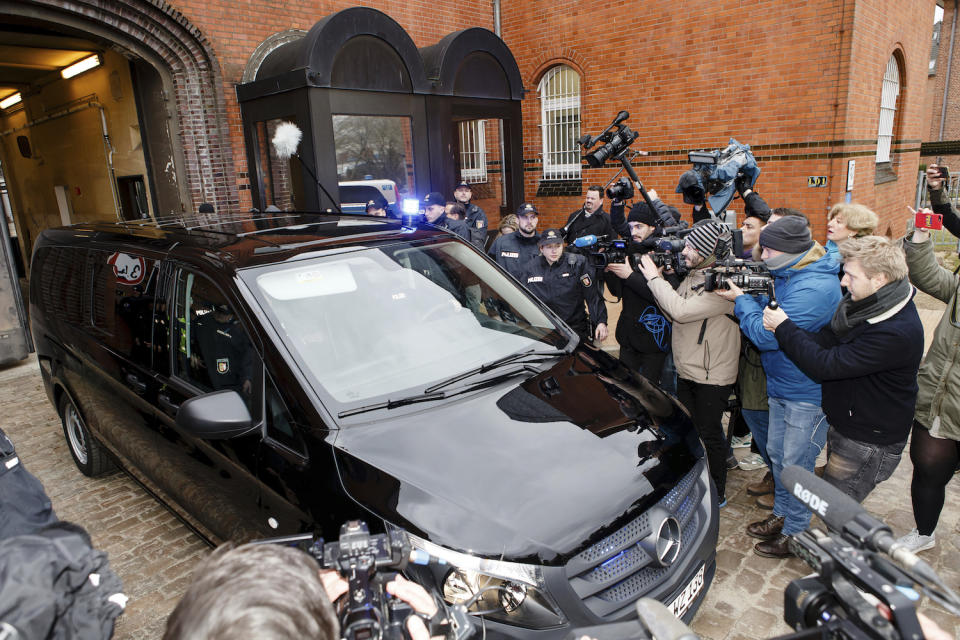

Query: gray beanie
759,216,814,253
685,221,725,258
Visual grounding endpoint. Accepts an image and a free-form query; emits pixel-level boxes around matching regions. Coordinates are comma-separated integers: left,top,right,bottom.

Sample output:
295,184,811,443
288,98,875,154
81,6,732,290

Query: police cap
538,228,563,246
421,192,445,208
516,202,539,217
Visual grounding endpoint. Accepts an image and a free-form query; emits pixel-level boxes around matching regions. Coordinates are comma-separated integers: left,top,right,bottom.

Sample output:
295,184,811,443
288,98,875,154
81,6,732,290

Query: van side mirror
176,390,256,439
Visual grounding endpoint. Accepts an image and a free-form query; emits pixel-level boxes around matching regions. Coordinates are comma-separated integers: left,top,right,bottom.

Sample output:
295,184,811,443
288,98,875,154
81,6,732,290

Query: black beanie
686,220,725,258
759,216,814,253
627,202,660,226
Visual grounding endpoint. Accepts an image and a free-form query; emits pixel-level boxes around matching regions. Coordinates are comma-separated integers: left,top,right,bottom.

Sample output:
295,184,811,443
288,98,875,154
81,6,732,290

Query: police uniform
422,192,471,241
487,203,541,279
454,180,489,248
521,229,607,337
196,310,253,393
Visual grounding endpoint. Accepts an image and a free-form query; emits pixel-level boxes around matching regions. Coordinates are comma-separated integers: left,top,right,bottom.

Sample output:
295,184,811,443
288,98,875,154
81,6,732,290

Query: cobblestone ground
2,325,958,639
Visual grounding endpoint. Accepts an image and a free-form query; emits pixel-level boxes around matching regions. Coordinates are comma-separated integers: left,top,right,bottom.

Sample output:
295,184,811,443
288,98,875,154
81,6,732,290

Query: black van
30,212,718,637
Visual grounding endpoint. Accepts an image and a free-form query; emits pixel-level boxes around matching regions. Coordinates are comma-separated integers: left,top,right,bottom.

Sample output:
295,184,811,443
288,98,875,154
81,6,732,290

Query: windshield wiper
423,347,569,394
338,392,448,418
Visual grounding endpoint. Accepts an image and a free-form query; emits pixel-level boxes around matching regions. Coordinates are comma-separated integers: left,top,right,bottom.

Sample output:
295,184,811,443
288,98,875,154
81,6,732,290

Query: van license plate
668,563,705,620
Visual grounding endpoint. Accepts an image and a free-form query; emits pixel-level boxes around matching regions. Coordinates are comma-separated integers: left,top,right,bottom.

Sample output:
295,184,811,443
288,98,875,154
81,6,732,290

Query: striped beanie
685,221,725,258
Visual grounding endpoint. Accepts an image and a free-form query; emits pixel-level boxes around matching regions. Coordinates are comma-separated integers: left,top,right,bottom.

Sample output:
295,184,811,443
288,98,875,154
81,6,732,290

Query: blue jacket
734,244,842,404
824,239,840,263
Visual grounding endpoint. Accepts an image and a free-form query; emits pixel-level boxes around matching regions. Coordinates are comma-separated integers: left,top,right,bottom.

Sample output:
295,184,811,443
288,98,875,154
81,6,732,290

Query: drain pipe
939,0,958,141
493,0,501,36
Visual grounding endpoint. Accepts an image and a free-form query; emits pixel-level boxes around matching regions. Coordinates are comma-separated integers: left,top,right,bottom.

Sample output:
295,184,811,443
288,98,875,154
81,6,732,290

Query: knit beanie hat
759,216,814,253
627,203,660,226
685,220,725,258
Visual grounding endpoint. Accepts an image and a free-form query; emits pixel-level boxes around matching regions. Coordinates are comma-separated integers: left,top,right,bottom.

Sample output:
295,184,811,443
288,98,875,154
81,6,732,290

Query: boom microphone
780,466,939,583
573,235,600,248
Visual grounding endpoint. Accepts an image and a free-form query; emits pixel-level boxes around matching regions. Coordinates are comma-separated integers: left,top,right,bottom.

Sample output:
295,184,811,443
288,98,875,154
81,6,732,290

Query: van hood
333,346,701,565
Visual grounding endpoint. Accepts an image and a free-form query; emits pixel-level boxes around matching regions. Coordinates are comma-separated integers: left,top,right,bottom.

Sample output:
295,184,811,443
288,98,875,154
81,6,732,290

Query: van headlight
405,532,565,629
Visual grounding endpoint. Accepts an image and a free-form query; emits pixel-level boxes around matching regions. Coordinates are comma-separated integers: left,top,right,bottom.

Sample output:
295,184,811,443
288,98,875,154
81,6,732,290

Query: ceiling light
61,54,101,79
0,93,22,110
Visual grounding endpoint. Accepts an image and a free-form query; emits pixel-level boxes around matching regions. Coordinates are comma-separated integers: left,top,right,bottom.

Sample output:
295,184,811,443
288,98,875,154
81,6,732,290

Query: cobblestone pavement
2,323,958,639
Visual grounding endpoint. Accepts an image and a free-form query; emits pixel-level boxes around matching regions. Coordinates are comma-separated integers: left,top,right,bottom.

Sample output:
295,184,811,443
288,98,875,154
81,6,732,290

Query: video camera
677,139,760,219
257,520,473,640
699,229,776,301
574,225,691,274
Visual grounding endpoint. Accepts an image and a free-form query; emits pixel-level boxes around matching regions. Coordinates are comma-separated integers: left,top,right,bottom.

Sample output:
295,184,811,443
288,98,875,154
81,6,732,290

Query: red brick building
0,0,940,252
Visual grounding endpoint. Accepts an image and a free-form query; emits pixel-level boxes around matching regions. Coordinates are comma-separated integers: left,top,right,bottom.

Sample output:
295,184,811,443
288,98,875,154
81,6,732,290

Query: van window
33,246,84,326
88,250,159,361
172,270,255,406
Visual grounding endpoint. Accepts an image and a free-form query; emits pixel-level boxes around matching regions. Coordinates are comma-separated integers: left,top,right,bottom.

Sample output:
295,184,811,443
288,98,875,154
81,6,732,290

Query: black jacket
428,214,471,242
522,253,607,334
488,232,541,279
563,206,614,244
773,297,924,445
606,270,680,355
463,203,489,247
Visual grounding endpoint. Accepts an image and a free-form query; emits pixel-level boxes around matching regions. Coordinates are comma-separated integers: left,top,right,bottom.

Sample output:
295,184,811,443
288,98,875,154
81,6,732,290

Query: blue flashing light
402,198,421,215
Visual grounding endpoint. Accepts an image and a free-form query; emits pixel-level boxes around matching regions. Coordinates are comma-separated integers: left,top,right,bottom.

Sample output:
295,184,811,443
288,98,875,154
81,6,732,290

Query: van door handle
125,374,147,395
158,394,180,414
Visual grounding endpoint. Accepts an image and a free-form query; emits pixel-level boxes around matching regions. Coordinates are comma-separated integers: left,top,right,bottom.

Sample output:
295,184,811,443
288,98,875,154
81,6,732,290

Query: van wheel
59,395,114,477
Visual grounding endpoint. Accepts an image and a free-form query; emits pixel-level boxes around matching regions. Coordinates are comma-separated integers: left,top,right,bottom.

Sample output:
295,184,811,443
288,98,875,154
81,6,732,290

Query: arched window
876,54,901,164
539,65,581,179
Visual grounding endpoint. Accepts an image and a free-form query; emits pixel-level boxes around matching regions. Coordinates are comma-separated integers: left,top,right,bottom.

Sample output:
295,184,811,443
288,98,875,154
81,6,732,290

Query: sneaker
718,496,728,509
726,453,739,470
738,452,766,471
730,434,753,449
896,529,936,553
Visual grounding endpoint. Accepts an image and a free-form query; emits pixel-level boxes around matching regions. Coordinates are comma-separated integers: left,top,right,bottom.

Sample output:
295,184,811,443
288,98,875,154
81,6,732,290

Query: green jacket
737,341,768,411
903,232,960,440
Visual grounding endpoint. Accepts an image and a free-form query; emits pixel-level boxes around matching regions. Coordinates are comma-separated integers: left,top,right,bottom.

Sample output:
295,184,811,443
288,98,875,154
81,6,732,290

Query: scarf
829,277,912,337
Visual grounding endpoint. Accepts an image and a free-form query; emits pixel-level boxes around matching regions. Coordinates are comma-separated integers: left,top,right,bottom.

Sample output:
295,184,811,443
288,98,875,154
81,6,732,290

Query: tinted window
265,374,304,454
33,246,84,326
172,270,255,406
88,250,159,361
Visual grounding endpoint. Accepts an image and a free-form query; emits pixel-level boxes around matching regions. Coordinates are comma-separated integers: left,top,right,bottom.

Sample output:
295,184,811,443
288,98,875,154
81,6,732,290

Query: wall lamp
0,92,22,110
61,54,101,79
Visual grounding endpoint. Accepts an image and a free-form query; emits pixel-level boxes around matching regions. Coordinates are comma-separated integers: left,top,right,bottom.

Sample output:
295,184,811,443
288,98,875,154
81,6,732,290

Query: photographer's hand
606,258,633,280
763,305,789,331
647,189,659,201
318,569,348,603
713,280,744,301
908,206,934,243
926,165,944,190
637,254,663,281
386,575,442,640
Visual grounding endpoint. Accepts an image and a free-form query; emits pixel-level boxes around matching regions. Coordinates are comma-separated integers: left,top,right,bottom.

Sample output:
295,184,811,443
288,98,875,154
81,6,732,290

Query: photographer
522,229,608,342
924,163,960,237
604,201,681,385
563,185,614,245
164,543,441,640
894,212,960,554
637,221,741,507
761,236,923,503
714,217,841,558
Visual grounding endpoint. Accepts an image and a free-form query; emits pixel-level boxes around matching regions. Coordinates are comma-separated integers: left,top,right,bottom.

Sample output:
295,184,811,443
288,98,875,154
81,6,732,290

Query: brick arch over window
3,0,237,211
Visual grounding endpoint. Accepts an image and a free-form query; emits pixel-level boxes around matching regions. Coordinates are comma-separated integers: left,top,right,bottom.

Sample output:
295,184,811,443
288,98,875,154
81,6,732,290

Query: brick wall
502,0,936,240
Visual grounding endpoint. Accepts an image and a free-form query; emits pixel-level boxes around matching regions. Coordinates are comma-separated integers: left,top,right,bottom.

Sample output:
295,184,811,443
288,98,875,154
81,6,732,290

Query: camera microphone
573,235,600,248
780,466,939,583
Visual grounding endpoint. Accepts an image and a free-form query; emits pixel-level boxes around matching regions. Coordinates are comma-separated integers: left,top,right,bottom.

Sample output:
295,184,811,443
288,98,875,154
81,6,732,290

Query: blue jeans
767,398,829,536
742,409,772,469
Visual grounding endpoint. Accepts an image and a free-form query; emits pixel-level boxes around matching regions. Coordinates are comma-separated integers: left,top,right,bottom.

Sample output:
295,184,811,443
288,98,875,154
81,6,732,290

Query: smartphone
916,210,944,230
935,157,949,181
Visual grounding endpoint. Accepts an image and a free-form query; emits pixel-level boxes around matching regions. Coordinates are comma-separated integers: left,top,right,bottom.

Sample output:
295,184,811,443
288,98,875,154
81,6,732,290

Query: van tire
59,395,114,477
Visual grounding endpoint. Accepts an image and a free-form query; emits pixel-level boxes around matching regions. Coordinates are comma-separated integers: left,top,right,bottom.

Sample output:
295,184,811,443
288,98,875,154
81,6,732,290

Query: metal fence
914,171,960,252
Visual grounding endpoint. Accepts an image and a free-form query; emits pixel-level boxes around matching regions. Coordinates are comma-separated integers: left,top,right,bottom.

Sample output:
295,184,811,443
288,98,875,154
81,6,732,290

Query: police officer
365,194,390,217
196,303,253,396
422,192,470,240
522,228,608,342
487,202,541,279
453,180,488,247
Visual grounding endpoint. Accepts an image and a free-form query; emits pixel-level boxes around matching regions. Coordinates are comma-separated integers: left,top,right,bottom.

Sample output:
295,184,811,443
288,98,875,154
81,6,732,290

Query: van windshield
247,239,570,407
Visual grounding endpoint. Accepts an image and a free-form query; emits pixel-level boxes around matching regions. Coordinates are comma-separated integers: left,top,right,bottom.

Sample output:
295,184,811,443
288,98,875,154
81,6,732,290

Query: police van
30,212,717,638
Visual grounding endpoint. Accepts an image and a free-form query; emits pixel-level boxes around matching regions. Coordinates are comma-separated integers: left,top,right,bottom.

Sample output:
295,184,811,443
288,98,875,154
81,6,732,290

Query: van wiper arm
338,392,448,418
423,347,569,394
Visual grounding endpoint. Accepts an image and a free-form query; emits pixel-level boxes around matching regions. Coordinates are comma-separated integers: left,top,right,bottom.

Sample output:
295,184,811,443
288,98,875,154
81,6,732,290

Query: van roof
44,212,451,269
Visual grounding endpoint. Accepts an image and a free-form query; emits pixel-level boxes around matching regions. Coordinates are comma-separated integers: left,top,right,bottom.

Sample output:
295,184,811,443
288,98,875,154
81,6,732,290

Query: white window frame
458,120,487,183
876,55,901,164
539,65,581,180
